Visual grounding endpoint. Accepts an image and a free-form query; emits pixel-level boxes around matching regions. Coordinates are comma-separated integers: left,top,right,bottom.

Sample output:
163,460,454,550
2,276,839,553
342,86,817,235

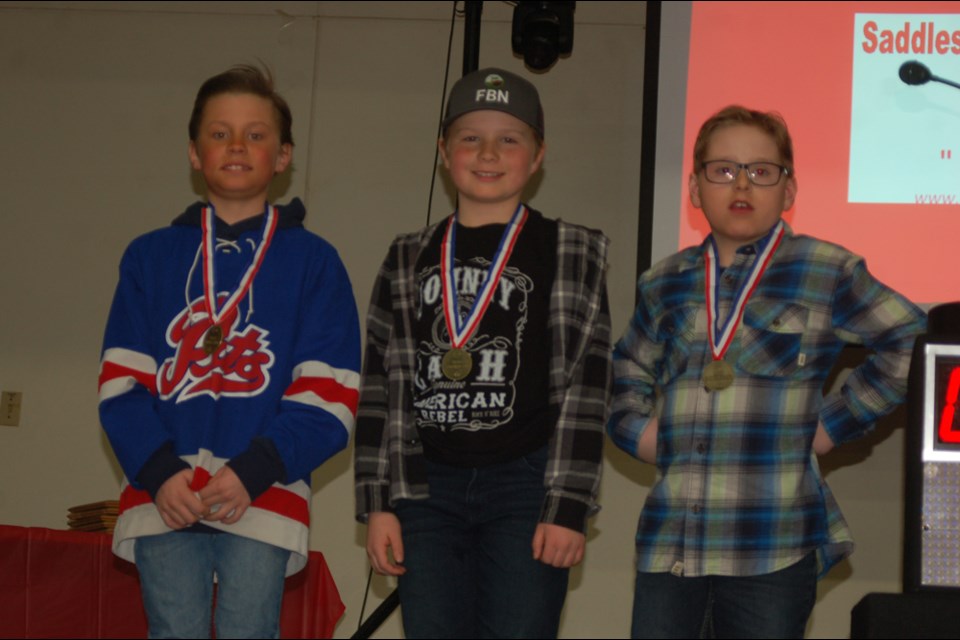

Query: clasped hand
154,467,251,530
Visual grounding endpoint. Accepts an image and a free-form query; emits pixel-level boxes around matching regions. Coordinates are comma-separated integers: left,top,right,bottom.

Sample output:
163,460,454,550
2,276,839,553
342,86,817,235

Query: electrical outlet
0,392,22,427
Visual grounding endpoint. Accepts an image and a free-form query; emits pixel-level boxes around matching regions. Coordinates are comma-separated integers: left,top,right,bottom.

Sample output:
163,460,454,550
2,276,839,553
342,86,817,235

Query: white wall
0,2,909,638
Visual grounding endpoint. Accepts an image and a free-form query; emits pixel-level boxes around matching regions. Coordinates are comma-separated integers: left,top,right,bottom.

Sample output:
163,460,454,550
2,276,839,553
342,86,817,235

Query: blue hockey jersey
99,199,360,574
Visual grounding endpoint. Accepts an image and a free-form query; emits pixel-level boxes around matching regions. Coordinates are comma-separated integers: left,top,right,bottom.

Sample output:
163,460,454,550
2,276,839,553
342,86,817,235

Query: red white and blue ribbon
200,205,277,327
440,204,528,349
704,220,784,362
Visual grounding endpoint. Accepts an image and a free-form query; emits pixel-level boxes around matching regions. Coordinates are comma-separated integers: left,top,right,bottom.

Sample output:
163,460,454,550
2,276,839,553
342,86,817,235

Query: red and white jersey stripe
98,347,158,400
283,361,359,433
113,449,312,576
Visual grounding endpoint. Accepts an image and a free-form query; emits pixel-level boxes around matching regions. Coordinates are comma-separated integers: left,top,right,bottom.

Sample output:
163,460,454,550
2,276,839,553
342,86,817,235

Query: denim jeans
134,531,290,639
395,446,569,639
630,553,817,639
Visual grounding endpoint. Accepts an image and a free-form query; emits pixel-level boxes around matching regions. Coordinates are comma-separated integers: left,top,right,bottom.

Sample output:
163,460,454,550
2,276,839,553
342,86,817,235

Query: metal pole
463,1,483,76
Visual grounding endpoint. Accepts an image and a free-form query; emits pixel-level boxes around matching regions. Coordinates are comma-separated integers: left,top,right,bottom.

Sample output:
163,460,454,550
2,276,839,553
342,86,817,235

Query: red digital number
938,365,960,444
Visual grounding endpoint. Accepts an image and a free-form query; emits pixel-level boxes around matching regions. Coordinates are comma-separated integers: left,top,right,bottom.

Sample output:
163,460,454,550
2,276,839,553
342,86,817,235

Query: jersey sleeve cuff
135,442,190,499
225,437,287,502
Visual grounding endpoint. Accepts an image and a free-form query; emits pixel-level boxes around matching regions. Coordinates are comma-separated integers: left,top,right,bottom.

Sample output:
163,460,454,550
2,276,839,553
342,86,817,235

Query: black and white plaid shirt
354,210,611,532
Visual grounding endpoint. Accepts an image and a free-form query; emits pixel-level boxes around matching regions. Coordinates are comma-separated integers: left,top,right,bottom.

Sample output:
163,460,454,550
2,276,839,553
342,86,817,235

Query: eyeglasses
701,161,789,186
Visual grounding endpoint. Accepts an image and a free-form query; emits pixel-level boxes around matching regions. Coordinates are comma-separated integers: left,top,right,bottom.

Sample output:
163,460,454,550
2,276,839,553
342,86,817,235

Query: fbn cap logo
475,73,509,104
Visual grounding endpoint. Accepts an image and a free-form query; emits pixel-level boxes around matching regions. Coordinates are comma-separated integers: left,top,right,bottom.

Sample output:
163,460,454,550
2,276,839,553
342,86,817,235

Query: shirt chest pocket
737,301,810,378
658,305,699,385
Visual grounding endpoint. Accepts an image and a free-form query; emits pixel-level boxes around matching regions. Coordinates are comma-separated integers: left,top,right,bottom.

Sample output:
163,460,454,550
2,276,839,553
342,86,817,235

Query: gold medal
703,359,734,391
196,205,277,360
441,348,473,381
703,222,784,393
203,325,223,356
439,206,527,383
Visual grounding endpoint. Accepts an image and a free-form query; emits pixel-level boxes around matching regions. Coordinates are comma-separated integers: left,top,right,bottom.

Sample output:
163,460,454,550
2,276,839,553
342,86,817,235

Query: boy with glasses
608,105,925,638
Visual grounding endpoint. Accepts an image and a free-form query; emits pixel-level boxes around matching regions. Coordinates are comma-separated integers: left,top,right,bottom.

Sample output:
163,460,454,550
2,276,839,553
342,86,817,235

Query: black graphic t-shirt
412,210,557,467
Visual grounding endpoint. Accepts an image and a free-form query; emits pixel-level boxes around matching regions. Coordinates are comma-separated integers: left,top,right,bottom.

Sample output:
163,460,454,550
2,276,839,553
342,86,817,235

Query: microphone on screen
899,60,960,91
899,61,931,85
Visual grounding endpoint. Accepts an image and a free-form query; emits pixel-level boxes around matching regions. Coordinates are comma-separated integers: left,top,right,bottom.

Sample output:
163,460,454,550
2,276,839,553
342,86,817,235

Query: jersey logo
158,296,275,403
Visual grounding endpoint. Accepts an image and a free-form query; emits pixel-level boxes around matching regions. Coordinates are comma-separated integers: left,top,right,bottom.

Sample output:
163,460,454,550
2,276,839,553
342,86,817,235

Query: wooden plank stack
66,500,119,533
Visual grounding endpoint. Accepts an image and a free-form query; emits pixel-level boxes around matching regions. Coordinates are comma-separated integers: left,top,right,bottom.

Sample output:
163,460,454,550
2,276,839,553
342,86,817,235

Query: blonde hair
693,105,794,177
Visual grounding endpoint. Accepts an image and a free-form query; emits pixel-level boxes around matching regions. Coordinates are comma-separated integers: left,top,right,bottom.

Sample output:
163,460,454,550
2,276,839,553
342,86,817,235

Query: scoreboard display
932,353,960,448
906,340,960,590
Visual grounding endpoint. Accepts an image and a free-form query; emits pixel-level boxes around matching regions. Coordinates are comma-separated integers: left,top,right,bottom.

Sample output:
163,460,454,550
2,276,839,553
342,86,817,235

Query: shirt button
692,504,702,514
696,442,706,454
723,273,734,284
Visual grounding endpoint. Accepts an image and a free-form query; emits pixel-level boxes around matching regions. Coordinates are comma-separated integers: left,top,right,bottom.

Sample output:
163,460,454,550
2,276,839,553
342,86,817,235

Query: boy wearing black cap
354,68,611,638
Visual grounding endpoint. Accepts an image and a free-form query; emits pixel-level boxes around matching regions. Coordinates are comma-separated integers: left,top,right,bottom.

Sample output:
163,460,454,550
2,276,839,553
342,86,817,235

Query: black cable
351,589,401,640
425,1,461,227
352,5,463,639
356,567,373,633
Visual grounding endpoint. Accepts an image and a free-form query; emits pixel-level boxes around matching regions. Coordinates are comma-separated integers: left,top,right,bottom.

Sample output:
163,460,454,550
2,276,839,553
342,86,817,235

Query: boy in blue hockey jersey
99,65,360,638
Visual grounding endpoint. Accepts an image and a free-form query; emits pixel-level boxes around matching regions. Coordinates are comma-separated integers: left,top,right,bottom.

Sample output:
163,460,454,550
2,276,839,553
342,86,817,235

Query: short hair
188,65,294,146
692,105,794,177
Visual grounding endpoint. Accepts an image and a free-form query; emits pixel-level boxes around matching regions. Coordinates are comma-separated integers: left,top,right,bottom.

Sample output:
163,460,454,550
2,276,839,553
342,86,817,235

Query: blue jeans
135,531,290,639
395,446,569,639
630,553,817,639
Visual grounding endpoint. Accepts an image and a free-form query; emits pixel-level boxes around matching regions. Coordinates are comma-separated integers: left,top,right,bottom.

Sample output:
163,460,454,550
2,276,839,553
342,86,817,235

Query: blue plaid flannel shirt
609,225,926,577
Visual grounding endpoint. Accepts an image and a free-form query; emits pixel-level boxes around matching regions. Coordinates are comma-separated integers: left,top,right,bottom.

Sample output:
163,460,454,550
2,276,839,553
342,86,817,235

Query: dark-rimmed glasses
701,161,789,186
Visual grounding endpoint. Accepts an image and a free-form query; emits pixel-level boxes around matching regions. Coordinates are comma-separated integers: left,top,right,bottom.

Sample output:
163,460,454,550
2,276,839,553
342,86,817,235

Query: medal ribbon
200,205,278,327
705,220,784,361
440,204,528,349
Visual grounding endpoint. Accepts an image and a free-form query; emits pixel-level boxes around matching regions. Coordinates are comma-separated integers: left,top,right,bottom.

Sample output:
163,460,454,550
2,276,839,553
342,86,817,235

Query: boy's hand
813,422,835,455
199,466,251,525
532,523,585,568
637,416,659,463
366,512,406,576
155,468,205,530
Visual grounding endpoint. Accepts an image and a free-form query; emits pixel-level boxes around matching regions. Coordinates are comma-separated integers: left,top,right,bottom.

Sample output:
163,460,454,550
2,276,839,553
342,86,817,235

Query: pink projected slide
683,1,960,304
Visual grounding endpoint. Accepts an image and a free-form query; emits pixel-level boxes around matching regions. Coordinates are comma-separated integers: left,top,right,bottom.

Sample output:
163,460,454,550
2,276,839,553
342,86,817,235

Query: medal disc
703,359,734,391
203,325,223,356
441,348,473,381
